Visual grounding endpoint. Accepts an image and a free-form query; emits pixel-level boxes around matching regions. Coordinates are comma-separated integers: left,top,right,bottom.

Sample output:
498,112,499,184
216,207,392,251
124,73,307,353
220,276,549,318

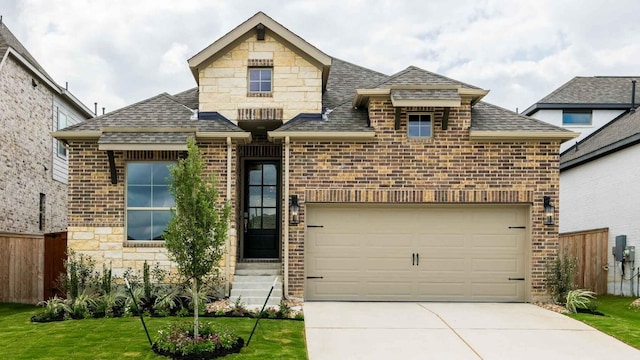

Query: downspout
283,136,290,298
226,137,232,296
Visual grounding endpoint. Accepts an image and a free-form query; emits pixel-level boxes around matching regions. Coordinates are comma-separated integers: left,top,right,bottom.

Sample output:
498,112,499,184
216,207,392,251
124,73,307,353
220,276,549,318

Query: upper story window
408,113,433,138
248,68,272,93
57,109,67,157
126,162,175,241
562,110,592,125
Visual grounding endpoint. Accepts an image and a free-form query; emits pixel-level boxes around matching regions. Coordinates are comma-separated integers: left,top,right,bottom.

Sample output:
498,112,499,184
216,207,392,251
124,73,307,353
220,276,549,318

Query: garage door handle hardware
508,226,526,229
306,276,324,279
508,277,525,281
416,253,419,266
307,225,324,228
412,253,415,265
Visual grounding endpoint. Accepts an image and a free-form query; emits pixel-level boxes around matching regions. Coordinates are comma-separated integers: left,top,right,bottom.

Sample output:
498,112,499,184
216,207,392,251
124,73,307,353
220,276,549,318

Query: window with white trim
407,113,433,138
126,162,175,240
248,68,272,93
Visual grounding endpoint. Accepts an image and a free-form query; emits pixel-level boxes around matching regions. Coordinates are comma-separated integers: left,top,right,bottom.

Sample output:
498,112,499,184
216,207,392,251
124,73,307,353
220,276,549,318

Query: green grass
0,303,307,359
569,295,640,349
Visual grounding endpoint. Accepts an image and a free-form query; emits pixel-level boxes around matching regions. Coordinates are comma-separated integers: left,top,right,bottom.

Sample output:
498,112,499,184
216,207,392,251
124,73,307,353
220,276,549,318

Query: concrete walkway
304,302,640,360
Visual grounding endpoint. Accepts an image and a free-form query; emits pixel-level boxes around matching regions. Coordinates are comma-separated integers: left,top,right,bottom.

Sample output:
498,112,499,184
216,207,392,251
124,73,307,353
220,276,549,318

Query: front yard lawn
570,295,640,349
0,303,307,359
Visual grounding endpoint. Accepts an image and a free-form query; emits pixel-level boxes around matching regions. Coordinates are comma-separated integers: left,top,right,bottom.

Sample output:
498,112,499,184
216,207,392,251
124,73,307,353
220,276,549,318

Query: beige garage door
305,204,528,302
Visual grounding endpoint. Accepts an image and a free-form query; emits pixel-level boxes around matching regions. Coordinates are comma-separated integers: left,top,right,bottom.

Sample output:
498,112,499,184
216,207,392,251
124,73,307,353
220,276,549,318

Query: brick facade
0,56,67,234
285,98,560,300
66,141,237,276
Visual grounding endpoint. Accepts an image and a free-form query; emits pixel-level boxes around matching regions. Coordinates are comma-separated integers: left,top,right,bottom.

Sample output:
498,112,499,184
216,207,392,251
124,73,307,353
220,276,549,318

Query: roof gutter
560,133,640,171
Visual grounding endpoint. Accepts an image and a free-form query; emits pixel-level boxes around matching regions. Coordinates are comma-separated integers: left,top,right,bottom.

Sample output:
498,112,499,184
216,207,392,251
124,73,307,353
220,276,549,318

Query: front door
244,160,280,258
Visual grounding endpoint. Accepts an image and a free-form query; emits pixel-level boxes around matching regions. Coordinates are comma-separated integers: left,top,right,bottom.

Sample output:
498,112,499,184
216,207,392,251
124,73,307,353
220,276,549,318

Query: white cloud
3,0,640,114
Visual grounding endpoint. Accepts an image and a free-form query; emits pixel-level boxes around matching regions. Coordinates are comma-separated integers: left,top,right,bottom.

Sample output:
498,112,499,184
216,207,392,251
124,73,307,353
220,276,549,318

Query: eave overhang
353,86,489,108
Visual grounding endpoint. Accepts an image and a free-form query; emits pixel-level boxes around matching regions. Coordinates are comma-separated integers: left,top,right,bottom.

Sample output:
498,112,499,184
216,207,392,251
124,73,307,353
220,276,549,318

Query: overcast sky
3,0,640,116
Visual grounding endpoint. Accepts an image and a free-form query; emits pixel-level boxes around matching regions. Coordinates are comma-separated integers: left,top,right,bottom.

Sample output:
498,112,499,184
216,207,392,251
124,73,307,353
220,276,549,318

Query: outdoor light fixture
290,195,300,225
543,196,555,226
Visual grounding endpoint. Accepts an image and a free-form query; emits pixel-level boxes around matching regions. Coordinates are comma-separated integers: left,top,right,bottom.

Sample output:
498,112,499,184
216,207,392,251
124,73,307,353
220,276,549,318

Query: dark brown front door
244,160,280,258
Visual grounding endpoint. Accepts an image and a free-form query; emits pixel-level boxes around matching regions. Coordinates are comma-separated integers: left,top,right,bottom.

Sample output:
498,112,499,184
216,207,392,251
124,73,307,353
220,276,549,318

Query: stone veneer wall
66,141,237,279
285,98,560,301
0,55,67,234
198,33,322,122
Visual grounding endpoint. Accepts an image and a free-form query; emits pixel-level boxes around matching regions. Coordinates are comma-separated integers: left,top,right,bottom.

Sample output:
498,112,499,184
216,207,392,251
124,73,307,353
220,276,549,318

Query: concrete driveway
304,302,640,360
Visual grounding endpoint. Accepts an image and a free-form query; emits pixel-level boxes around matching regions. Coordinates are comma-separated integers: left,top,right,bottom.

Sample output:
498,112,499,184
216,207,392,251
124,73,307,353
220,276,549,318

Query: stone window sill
123,241,165,248
247,92,273,98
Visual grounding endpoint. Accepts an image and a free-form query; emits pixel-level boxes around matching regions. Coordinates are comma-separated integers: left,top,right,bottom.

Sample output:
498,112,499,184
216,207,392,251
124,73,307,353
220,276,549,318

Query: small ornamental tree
164,137,230,339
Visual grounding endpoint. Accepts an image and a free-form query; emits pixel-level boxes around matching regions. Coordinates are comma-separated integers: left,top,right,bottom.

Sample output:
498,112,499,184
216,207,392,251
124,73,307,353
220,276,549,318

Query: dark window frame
562,109,592,126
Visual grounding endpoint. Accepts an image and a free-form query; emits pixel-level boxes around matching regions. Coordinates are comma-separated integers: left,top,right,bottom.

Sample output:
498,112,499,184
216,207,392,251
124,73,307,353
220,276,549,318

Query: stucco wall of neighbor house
65,142,237,280
0,55,67,234
198,33,322,122
560,145,640,295
531,109,625,152
286,98,561,300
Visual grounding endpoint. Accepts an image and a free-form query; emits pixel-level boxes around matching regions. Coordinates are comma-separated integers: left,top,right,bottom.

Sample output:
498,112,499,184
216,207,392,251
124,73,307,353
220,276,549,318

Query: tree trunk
193,278,199,340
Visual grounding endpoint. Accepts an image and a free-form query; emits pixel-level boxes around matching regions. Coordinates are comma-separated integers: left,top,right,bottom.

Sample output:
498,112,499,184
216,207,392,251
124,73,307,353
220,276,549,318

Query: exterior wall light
543,196,555,226
290,195,300,225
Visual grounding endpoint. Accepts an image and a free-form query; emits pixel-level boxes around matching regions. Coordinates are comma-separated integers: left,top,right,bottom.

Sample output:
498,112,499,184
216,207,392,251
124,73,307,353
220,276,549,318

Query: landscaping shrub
31,296,70,322
153,321,244,359
545,250,578,303
565,289,596,314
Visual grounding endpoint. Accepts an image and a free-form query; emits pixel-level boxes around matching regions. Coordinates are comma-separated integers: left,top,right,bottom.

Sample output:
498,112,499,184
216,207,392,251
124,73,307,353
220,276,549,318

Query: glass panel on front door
244,161,280,258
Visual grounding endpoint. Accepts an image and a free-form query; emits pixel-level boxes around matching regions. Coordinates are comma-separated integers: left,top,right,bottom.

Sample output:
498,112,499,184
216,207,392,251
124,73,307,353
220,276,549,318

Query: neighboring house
523,76,640,152
525,76,640,295
559,109,640,295
0,20,94,303
54,12,577,304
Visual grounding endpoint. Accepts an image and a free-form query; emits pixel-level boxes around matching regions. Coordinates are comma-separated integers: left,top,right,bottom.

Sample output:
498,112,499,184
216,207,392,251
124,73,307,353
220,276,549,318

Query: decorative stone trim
247,59,273,67
125,150,181,161
123,241,165,248
246,91,273,98
237,108,283,121
305,189,534,204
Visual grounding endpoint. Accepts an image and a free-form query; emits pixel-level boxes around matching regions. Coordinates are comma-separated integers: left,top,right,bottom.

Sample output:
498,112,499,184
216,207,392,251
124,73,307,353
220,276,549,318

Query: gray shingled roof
471,102,575,132
376,66,480,90
274,102,372,132
524,76,640,115
560,109,639,169
173,87,199,109
99,132,194,145
59,93,244,133
323,58,389,109
391,89,460,101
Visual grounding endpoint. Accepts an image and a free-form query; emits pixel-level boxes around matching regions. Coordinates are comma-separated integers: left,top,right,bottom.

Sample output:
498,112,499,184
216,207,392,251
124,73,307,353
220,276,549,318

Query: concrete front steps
229,262,282,307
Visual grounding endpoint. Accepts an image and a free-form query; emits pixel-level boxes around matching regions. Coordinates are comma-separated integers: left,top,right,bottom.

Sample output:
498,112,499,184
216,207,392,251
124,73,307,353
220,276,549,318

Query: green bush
32,296,71,322
545,250,578,303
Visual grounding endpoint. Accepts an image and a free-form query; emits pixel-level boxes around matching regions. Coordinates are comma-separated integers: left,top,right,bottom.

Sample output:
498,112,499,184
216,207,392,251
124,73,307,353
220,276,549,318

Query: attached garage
305,204,529,302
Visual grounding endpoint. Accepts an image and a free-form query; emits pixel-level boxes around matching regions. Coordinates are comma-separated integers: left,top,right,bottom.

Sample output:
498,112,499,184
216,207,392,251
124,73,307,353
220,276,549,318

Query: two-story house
523,76,639,152
54,12,577,304
0,20,94,303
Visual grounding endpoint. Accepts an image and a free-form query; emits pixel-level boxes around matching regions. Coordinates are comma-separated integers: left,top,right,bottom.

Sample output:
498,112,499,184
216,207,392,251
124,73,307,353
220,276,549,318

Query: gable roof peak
188,11,331,85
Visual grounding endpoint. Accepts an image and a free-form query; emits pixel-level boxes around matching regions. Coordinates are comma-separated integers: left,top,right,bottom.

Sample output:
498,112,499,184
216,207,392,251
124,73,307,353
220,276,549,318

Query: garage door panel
306,205,528,302
471,258,520,273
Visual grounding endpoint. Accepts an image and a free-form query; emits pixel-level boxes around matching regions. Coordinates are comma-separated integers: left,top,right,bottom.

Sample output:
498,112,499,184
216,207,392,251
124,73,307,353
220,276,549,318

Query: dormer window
248,68,272,96
408,113,433,138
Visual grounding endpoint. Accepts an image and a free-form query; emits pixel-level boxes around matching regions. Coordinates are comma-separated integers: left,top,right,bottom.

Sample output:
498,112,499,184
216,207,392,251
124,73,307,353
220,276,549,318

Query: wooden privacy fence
559,228,609,294
0,232,67,304
0,234,44,304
